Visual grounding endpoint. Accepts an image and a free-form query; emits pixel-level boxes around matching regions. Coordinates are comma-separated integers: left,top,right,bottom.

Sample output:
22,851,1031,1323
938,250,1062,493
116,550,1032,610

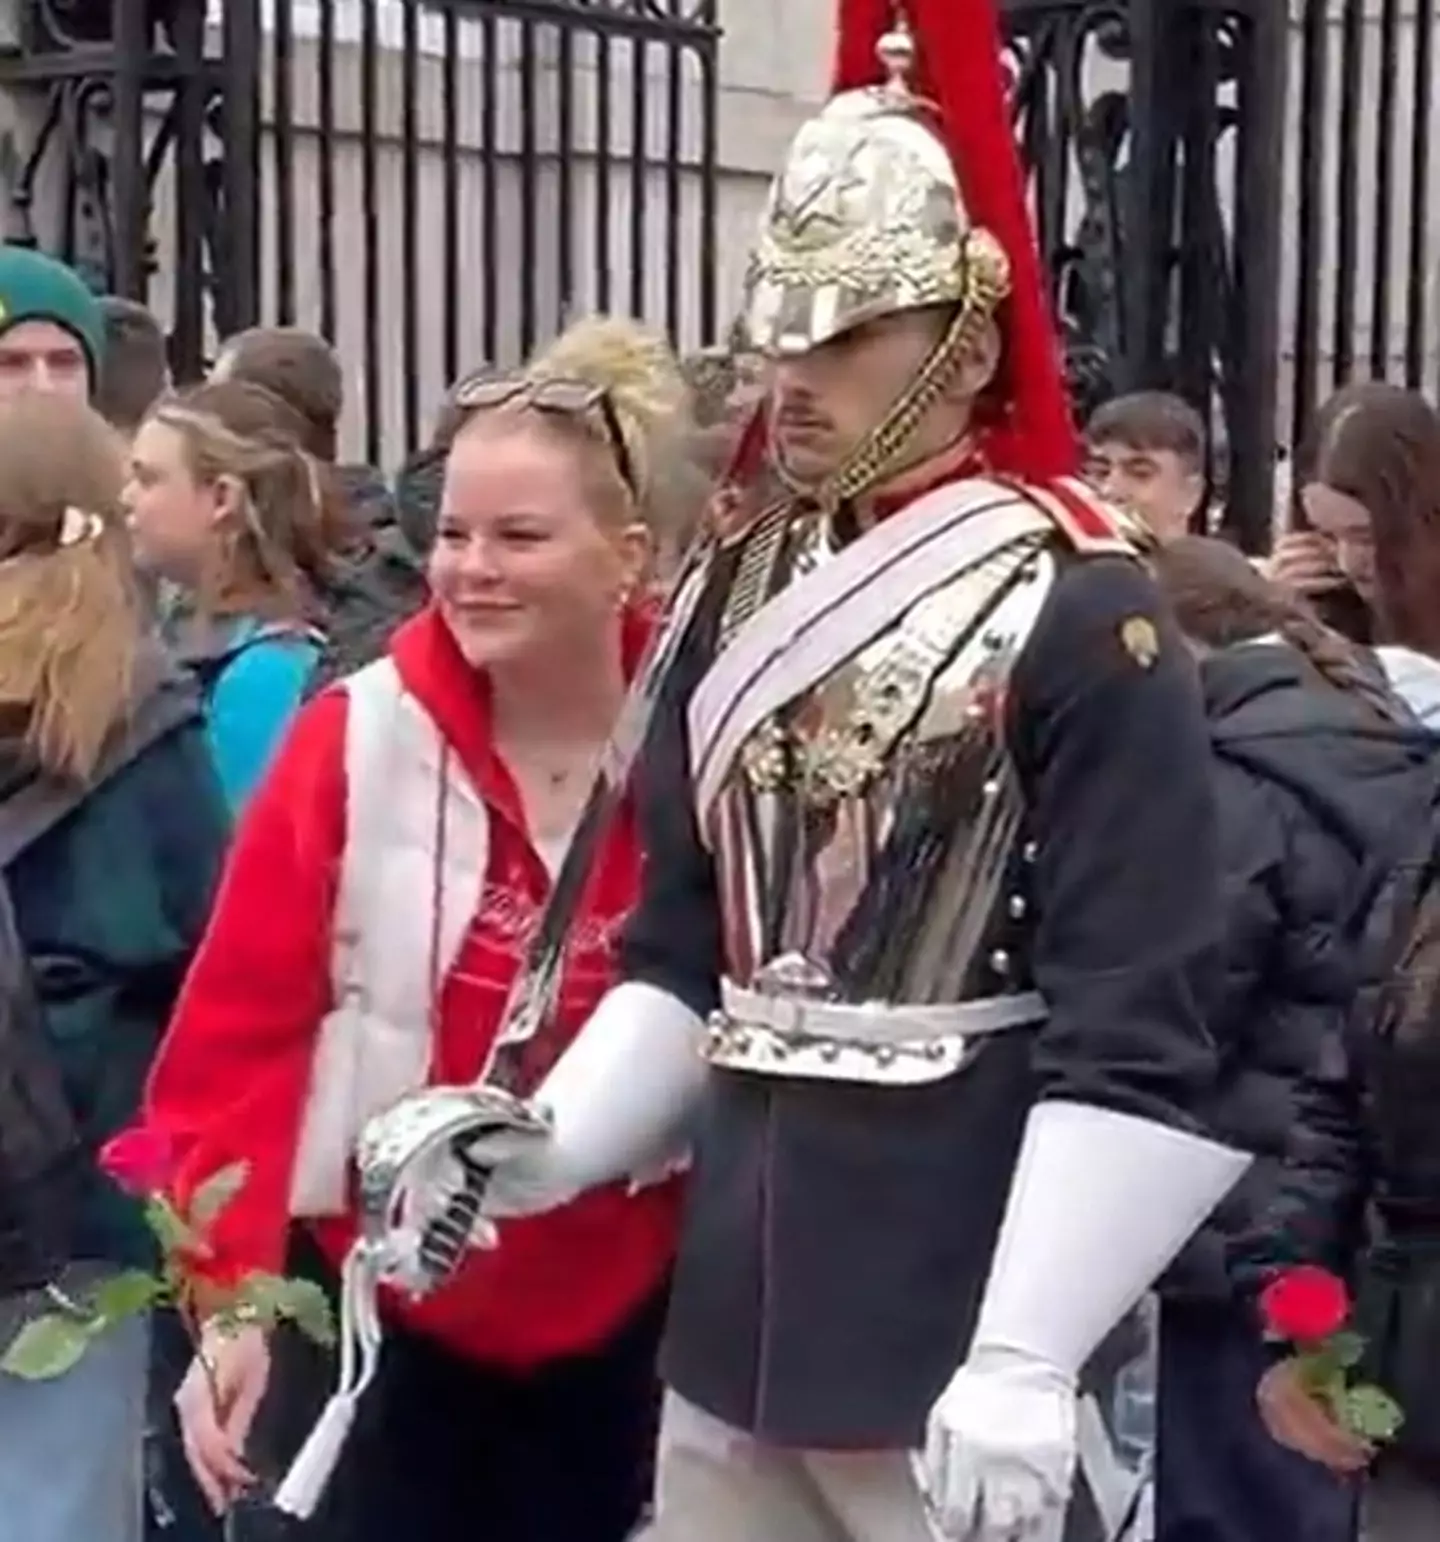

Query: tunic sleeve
1008,553,1223,1127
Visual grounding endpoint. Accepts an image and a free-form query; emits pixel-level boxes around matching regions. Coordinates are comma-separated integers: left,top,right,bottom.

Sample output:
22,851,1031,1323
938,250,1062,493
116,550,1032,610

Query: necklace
503,743,598,792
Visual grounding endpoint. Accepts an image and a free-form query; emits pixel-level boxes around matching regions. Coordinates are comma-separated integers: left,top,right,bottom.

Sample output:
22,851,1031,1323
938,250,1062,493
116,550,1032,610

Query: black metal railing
3,1,1434,528
1001,0,1288,548
0,0,721,466
1286,0,1438,452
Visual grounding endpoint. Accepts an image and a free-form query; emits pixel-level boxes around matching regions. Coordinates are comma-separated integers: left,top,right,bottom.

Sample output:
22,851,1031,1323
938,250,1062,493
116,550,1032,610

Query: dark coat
4,692,229,1270
1181,642,1435,1303
307,463,427,695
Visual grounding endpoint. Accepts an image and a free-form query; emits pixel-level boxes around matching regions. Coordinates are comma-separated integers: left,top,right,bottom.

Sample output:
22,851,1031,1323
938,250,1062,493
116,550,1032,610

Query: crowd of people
2,1,1440,1540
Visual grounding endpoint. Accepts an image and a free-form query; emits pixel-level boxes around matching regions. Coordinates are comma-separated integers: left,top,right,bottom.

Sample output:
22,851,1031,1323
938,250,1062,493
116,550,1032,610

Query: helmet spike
876,6,917,104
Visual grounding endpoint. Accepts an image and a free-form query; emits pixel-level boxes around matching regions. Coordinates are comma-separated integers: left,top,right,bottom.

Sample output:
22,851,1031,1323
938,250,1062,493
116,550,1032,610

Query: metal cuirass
701,507,1058,1086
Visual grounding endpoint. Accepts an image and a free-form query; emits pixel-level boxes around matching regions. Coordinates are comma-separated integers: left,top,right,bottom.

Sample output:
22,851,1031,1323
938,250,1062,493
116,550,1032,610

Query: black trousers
1155,1301,1360,1542
323,1292,664,1542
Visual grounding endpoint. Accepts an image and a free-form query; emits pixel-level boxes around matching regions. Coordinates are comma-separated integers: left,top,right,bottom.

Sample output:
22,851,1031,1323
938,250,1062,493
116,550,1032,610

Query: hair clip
58,506,104,548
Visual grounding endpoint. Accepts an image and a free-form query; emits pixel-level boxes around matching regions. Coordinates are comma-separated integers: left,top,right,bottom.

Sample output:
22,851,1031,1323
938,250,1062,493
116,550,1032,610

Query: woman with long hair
136,316,696,1541
1272,383,1440,717
1146,537,1432,1542
0,393,228,1542
123,379,343,808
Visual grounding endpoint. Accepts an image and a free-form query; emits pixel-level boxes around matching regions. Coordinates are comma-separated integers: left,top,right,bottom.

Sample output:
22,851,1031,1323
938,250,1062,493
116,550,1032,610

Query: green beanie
0,246,105,383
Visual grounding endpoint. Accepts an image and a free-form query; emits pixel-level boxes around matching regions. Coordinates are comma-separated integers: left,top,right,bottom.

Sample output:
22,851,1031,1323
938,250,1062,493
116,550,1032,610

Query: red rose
100,1128,177,1197
1259,1265,1351,1344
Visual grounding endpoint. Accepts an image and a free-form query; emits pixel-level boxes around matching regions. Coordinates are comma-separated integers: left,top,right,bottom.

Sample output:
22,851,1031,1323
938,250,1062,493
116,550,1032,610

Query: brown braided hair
1150,536,1407,724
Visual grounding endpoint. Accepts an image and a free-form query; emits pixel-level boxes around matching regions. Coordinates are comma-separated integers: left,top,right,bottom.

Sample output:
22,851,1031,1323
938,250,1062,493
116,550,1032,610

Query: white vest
288,659,489,1217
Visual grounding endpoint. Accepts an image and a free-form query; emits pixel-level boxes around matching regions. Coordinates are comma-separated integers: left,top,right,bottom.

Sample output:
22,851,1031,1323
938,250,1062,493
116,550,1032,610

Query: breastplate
702,513,1057,1084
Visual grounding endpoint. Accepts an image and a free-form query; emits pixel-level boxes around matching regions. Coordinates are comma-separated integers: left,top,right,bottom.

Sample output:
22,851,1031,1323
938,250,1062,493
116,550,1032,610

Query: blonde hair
0,395,142,780
456,315,694,545
149,379,343,620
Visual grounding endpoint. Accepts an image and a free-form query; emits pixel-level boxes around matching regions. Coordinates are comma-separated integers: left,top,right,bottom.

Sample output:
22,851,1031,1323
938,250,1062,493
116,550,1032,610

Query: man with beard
336,2,1250,1538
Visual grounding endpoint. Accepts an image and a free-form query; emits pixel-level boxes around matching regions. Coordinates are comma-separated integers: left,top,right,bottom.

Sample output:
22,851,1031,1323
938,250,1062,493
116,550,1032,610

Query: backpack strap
0,677,201,871
176,617,328,699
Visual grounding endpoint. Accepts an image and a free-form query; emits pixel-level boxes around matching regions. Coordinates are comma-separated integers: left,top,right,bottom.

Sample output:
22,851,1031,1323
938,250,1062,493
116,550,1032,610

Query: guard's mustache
774,399,833,431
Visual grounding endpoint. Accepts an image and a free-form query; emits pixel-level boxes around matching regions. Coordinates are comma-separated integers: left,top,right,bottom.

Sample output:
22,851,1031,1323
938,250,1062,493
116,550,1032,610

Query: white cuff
971,1100,1250,1375
536,980,708,1193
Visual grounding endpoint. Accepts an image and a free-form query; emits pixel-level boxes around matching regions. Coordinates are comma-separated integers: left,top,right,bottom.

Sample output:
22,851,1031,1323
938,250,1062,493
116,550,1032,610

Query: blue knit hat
0,246,105,383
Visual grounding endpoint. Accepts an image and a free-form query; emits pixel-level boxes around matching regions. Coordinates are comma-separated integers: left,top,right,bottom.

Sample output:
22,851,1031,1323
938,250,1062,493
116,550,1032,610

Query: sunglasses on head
453,373,637,500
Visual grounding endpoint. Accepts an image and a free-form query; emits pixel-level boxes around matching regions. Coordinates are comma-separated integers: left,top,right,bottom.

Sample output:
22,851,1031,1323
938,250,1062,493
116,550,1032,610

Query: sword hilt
416,1147,491,1285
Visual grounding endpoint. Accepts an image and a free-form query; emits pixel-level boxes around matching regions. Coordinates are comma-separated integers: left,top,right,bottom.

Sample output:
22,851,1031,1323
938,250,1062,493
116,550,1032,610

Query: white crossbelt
718,981,1047,1046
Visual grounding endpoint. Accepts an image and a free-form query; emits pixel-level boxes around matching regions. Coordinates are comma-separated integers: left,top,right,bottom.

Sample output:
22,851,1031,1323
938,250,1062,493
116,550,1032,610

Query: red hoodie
143,606,683,1368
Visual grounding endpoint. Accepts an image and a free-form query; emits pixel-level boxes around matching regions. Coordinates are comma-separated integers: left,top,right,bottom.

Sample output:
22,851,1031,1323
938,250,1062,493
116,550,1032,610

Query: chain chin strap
773,232,1011,512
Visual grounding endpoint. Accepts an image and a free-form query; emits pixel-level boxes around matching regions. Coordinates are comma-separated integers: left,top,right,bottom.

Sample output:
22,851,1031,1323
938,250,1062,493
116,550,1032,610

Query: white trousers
647,1393,943,1542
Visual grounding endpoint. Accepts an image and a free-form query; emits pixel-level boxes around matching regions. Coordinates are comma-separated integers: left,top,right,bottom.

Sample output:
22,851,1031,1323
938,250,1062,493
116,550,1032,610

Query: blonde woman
140,318,694,1540
123,379,342,810
0,394,227,1542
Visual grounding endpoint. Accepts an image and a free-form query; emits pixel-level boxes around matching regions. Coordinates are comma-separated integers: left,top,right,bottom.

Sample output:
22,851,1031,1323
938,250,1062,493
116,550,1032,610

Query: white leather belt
717,981,1047,1046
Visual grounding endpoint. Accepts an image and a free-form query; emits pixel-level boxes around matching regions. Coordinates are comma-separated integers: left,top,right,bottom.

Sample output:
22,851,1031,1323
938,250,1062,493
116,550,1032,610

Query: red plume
833,0,1077,478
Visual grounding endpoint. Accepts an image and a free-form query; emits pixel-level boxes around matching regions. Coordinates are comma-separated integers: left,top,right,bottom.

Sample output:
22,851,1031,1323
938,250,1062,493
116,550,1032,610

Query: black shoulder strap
0,679,201,871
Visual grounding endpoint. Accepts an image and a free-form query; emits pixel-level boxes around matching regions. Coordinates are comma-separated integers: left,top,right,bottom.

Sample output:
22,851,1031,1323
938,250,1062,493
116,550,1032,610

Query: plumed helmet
743,22,1010,358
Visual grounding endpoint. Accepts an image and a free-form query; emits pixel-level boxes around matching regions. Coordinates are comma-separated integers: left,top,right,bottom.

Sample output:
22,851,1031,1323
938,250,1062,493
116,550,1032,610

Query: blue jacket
203,618,321,809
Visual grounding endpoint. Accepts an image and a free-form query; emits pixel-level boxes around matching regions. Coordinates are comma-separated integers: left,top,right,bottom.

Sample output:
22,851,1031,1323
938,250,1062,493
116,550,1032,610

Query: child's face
1086,438,1204,543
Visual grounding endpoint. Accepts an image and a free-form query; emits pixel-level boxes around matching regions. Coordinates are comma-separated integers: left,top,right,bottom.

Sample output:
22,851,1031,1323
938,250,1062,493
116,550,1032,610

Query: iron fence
0,0,721,466
1001,0,1288,547
3,1,1437,529
1286,0,1440,455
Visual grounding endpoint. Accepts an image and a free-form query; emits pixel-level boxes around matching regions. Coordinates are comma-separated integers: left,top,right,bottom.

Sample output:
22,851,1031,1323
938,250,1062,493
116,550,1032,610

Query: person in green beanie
0,245,104,403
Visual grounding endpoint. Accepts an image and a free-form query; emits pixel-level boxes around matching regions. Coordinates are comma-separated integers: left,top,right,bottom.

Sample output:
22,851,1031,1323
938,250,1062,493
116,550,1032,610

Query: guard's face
767,311,948,487
0,320,89,404
430,423,648,671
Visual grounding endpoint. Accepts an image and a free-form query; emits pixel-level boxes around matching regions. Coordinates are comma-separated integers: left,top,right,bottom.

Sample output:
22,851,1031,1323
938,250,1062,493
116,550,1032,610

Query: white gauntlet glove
918,1101,1249,1542
921,1349,1075,1542
395,981,706,1248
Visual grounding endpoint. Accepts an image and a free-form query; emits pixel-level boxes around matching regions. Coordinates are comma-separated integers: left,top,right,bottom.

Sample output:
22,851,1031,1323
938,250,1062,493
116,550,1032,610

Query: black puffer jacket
1165,641,1435,1303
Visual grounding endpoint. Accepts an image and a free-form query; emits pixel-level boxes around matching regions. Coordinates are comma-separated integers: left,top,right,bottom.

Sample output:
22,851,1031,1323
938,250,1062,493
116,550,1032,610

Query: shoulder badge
1119,615,1161,669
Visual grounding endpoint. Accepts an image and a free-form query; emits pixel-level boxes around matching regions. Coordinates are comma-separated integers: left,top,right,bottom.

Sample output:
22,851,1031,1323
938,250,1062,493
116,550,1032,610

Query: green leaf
234,1273,336,1347
1,1315,94,1380
1328,1330,1367,1370
145,1195,202,1255
188,1162,250,1230
91,1269,166,1323
1342,1384,1405,1443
